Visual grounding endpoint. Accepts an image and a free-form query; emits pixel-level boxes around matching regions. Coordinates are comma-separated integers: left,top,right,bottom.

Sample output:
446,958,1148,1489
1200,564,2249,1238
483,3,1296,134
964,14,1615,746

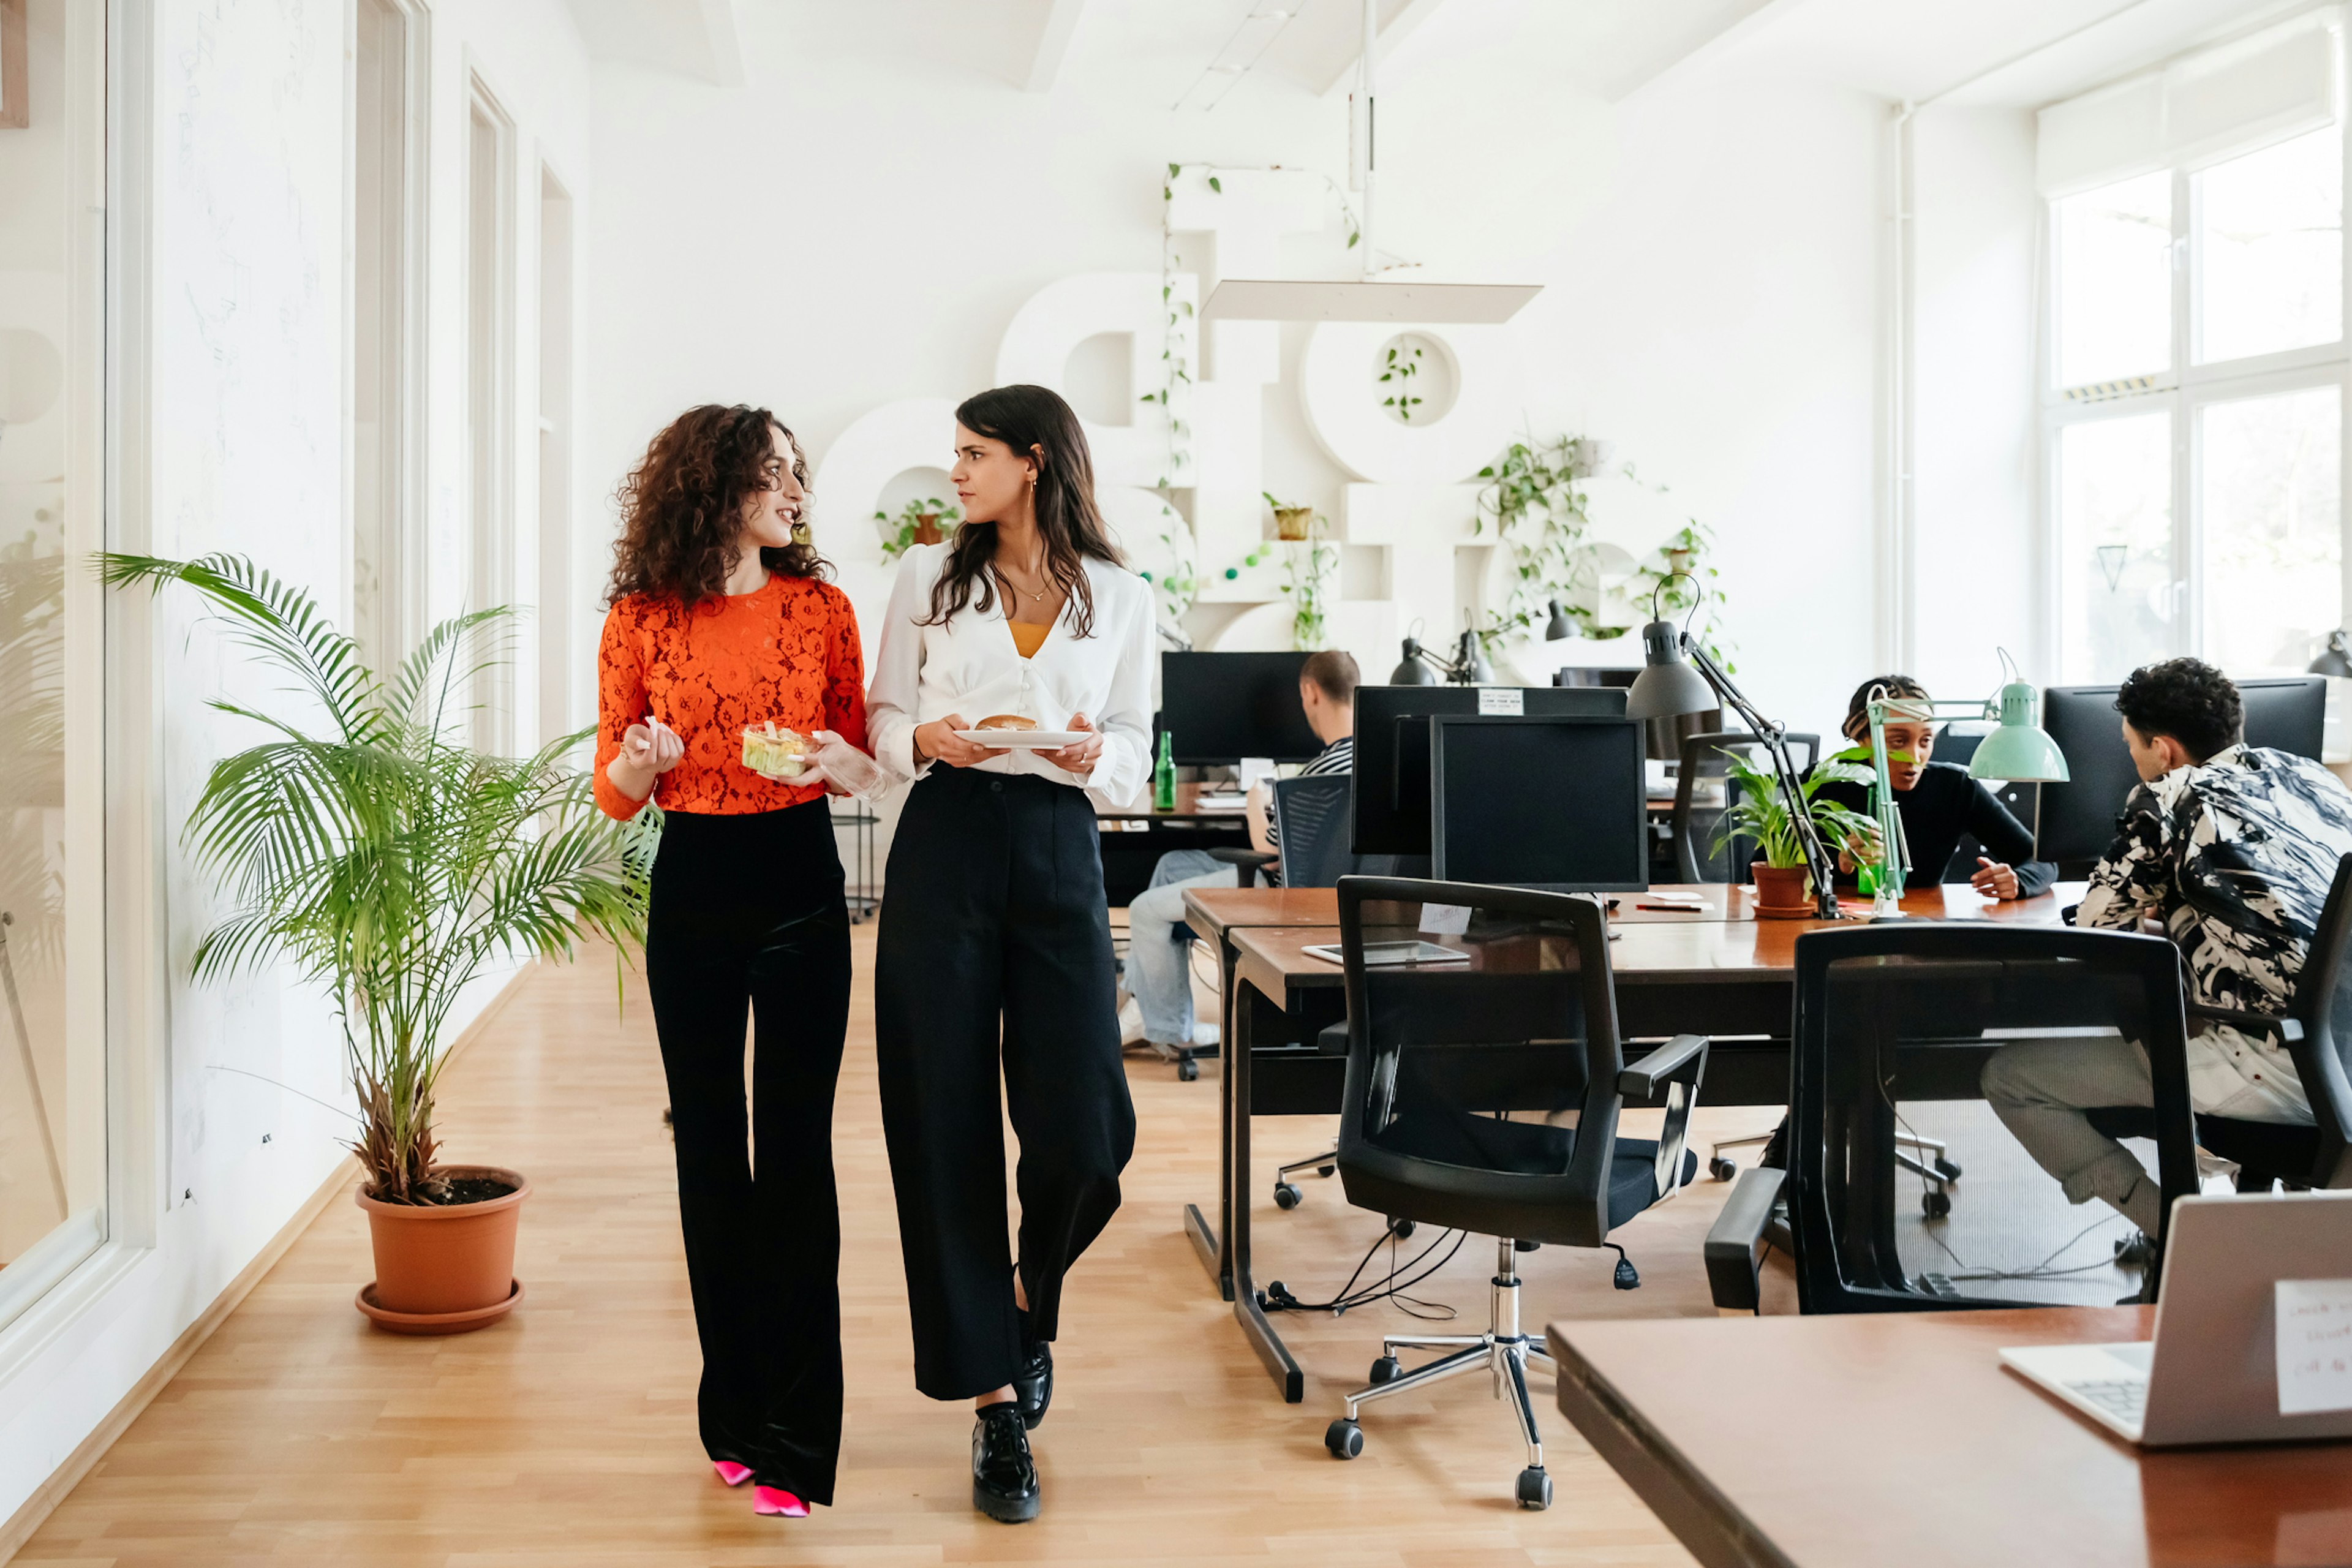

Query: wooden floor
24,928,1814,1566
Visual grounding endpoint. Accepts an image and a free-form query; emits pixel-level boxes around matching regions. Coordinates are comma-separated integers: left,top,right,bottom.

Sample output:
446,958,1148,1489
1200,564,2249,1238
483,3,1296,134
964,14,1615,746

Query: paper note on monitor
2276,1279,2352,1415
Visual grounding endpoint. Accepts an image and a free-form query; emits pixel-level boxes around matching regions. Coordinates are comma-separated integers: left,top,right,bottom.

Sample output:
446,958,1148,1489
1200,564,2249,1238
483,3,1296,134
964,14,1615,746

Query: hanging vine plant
1265,493,1337,650
1472,434,1623,643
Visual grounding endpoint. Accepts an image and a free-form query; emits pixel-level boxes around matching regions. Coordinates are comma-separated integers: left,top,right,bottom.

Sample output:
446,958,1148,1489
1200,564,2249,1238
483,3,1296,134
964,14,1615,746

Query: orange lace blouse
594,573,867,821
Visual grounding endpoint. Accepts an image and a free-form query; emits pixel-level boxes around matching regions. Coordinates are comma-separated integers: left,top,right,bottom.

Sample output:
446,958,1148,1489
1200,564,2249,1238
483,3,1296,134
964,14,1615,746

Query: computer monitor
2036,676,2328,868
1428,716,1649,894
1553,668,1639,689
1352,685,1627,856
1155,652,1322,765
2241,676,2327,760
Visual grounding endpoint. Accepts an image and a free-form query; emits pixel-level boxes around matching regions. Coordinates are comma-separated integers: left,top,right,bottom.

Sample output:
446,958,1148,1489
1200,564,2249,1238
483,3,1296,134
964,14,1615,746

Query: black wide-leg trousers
643,801,851,1506
875,769,1137,1401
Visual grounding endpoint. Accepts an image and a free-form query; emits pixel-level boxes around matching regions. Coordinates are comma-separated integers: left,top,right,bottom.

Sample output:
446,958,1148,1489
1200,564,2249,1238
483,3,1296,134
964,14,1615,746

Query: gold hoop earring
791,521,812,545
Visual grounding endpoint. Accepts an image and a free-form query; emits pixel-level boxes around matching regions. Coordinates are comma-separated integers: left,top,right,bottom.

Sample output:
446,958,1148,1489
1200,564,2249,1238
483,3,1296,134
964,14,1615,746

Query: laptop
2000,1191,2352,1447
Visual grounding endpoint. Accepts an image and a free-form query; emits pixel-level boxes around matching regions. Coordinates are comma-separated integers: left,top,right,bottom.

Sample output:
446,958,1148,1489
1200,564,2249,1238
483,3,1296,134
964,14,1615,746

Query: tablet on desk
1302,941,1469,967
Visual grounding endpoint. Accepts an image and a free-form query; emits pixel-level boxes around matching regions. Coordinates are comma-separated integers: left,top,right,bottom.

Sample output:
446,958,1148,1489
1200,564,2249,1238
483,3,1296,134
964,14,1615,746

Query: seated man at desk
1982,657,2352,1233
1120,650,1357,1052
1815,674,2056,900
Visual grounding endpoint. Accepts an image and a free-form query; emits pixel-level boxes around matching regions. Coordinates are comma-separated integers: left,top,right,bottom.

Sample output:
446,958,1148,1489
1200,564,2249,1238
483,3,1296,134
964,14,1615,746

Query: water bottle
1153,731,1177,812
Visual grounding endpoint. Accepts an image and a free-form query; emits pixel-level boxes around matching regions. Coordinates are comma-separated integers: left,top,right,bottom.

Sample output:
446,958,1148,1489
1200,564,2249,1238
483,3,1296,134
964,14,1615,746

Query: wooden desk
1548,1307,2352,1568
1191,881,2082,1400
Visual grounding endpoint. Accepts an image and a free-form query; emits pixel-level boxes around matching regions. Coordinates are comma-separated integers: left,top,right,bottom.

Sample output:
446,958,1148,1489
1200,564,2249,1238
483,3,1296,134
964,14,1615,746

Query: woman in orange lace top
595,404,867,1522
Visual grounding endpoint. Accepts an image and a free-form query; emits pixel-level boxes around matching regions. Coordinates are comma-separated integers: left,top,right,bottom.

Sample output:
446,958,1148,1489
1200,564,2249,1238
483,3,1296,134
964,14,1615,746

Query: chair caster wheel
1177,1058,1199,1082
1387,1217,1415,1240
1369,1355,1402,1385
1326,1419,1363,1459
1923,1188,1952,1219
1273,1183,1303,1210
1515,1468,1552,1510
1708,1156,1736,1182
1934,1157,1963,1180
1316,1164,1336,1178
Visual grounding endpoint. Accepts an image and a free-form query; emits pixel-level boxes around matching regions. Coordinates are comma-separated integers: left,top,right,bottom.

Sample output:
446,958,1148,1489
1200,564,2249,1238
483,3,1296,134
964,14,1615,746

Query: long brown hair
605,404,829,612
922,384,1124,639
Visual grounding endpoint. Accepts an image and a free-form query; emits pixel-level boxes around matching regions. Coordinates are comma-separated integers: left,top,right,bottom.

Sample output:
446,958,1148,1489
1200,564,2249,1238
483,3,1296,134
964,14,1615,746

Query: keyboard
2065,1377,2147,1424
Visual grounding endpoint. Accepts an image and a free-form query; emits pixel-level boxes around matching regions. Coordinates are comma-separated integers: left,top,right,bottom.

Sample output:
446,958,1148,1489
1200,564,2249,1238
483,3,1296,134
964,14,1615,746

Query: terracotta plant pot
354,1164,529,1334
1274,506,1316,541
911,514,944,546
1749,861,1812,918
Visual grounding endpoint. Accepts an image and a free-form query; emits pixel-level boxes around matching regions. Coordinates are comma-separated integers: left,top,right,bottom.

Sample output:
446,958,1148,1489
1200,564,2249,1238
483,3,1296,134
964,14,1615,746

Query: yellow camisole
1009,620,1050,659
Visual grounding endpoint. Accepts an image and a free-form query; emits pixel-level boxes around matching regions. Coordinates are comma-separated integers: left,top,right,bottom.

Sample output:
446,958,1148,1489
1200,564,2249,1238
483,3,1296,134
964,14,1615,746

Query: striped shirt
1264,735,1354,886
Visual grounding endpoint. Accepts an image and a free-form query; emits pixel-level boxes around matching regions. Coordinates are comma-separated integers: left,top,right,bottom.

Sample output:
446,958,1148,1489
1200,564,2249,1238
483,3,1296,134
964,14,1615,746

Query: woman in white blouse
865,384,1152,1526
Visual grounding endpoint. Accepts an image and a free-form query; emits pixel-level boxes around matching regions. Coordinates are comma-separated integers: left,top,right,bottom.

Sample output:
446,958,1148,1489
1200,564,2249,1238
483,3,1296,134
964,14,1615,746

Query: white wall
0,0,594,1532
581,2,1887,756
1910,105,2044,700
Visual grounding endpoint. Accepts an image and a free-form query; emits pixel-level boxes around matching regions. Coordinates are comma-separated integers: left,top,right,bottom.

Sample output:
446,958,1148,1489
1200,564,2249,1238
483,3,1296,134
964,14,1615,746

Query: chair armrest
1618,1034,1710,1099
1703,1166,1785,1314
1316,1022,1351,1057
2187,1005,2303,1045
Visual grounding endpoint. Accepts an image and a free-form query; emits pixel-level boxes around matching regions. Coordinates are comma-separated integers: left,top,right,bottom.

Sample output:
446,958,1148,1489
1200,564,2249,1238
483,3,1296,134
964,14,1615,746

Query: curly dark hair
605,404,830,612
1841,673,1931,742
2116,657,2241,762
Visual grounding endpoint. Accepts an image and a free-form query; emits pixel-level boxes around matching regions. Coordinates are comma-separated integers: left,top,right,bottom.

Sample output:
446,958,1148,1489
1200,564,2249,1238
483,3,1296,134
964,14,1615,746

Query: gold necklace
997,558,1050,603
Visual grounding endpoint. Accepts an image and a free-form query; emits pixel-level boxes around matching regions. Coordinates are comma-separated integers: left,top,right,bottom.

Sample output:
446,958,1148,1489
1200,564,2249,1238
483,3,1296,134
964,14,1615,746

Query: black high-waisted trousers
875,769,1137,1401
643,801,851,1505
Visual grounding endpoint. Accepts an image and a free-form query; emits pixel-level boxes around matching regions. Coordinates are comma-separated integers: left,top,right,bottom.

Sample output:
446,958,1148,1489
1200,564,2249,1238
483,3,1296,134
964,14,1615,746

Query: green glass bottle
1153,731,1177,812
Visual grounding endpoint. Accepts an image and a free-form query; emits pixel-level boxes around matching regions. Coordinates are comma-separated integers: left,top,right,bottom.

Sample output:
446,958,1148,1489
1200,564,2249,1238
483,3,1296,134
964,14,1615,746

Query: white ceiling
565,0,2335,112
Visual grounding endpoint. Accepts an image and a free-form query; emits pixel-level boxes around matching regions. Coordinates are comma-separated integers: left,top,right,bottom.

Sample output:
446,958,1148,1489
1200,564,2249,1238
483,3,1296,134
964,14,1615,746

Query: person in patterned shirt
1982,657,2352,1235
596,404,868,1521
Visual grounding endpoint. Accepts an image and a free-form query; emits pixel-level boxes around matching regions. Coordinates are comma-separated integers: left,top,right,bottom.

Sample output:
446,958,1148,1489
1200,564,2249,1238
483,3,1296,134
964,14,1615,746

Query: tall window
2048,16,2348,682
352,0,416,678
0,0,106,1330
466,83,513,754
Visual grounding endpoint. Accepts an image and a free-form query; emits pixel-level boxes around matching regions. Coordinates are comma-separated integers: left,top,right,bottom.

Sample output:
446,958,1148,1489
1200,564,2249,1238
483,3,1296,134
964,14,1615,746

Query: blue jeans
1126,850,1232,1047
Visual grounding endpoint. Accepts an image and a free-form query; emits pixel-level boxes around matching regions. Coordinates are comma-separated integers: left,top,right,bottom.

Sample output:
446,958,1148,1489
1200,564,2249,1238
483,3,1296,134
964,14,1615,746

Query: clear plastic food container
741,723,811,778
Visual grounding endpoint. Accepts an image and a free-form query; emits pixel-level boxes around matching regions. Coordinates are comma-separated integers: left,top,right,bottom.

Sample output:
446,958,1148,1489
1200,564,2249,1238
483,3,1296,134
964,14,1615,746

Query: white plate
952,729,1088,749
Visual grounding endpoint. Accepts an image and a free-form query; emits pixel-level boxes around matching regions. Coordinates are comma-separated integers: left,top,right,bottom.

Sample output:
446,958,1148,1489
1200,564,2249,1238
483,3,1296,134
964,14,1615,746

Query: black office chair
1669,730,1820,883
1703,921,2200,1314
2086,850,2352,1196
1317,875,1708,1510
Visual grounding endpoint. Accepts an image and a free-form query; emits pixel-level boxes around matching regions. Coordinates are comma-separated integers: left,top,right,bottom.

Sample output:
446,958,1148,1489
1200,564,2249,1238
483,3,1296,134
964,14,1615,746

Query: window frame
2043,105,2352,681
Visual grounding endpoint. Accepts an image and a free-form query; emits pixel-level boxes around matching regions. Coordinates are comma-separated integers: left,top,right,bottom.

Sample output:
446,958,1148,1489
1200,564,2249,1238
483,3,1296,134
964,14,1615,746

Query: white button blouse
866,542,1156,807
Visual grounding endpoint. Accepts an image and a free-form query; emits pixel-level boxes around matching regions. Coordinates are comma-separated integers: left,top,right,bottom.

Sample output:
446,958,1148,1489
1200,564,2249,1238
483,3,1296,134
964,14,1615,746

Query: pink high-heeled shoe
753,1485,809,1518
712,1461,754,1488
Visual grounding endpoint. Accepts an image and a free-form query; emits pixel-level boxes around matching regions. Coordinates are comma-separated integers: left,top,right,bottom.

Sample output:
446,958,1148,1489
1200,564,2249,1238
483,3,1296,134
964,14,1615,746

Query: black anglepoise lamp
1391,623,1493,685
2312,630,2352,679
1544,597,1577,642
1625,574,1842,920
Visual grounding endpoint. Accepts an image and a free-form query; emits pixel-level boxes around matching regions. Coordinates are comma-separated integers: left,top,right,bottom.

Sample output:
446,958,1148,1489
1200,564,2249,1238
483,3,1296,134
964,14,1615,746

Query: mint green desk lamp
1858,654,2070,919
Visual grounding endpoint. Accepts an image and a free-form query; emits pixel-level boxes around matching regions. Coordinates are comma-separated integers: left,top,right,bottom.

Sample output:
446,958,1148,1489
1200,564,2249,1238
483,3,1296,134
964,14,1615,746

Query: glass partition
0,0,105,1327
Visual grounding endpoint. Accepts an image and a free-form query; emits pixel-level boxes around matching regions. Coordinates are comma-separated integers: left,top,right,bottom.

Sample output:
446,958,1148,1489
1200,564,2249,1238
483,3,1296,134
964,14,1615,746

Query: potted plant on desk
1713,750,1877,918
100,553,651,1333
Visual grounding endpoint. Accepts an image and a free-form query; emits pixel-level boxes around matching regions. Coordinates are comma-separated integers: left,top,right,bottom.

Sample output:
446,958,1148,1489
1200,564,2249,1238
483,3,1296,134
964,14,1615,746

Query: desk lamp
1391,626,1494,686
2310,630,2352,679
1855,654,2070,919
1624,575,1842,919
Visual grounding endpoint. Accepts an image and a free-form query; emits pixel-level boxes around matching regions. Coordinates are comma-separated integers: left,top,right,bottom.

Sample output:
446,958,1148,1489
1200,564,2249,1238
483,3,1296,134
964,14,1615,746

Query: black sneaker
971,1401,1041,1523
1013,1340,1053,1430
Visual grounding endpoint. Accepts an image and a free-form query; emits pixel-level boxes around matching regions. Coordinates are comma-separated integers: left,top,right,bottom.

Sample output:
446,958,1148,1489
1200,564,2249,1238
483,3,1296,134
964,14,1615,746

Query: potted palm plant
100,554,650,1333
1711,750,1877,918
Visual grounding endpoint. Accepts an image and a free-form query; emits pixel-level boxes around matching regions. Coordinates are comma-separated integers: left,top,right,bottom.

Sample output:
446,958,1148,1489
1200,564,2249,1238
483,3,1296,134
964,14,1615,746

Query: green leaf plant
1711,748,1878,875
99,552,651,1204
875,496,962,560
